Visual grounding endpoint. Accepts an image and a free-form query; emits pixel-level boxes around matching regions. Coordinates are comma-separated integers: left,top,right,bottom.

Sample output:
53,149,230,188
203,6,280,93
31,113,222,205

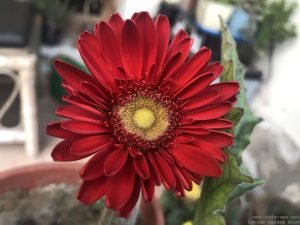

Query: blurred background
0,0,299,224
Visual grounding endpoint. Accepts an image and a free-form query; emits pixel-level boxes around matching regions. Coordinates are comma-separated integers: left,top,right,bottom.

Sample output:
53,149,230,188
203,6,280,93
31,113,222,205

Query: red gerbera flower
47,12,239,217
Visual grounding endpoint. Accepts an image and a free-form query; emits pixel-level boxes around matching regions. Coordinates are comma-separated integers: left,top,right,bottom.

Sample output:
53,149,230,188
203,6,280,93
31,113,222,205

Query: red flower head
47,12,239,217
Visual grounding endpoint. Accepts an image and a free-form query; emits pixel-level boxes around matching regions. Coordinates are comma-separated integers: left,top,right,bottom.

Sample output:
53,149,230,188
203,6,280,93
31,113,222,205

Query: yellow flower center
133,108,155,129
118,97,169,141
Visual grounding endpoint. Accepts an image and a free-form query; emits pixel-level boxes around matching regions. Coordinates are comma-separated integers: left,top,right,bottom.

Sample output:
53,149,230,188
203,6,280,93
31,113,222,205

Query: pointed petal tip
53,58,61,67
137,11,151,16
110,12,123,19
77,178,106,205
104,147,128,177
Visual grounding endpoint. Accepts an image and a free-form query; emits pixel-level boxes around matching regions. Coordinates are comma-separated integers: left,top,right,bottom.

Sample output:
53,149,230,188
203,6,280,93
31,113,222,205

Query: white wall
252,0,300,148
117,0,161,19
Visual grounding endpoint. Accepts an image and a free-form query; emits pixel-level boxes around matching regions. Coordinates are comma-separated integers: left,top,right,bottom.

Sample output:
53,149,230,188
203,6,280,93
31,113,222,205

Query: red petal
80,81,110,102
180,117,195,125
121,20,142,80
97,22,122,67
207,82,240,102
178,127,209,136
77,176,106,204
61,120,110,135
161,37,193,83
135,12,157,74
80,146,112,180
131,12,141,21
106,160,136,210
77,33,115,88
182,90,219,112
77,32,105,69
78,90,110,112
51,139,88,161
191,138,226,162
104,146,128,176
160,78,178,91
56,105,100,123
181,118,233,129
62,96,107,119
128,146,143,158
154,15,170,73
141,179,155,202
173,136,194,144
170,38,193,71
154,152,176,191
166,30,188,59
202,119,233,129
189,171,203,185
169,143,222,177
160,150,175,164
173,47,211,86
200,131,234,148
70,135,112,155
146,63,156,83
174,176,185,198
53,59,95,91
107,13,124,37
227,96,238,105
185,102,232,120
133,155,150,179
158,52,182,82
47,122,79,139
200,62,223,80
77,91,100,108
118,177,141,218
146,153,161,185
176,73,214,100
173,166,193,191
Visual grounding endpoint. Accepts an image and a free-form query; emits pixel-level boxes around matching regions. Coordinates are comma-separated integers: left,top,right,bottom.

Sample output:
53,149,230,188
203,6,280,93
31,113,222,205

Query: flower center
133,108,155,129
110,80,182,149
118,97,169,141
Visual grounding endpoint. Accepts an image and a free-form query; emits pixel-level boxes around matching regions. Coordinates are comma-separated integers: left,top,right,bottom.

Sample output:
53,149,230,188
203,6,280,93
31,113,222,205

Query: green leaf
227,179,265,204
224,107,244,133
220,21,264,203
193,19,262,225
220,20,261,155
193,151,253,225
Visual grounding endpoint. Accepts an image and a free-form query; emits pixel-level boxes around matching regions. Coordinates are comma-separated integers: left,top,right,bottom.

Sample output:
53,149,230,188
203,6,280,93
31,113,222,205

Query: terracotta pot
0,163,164,225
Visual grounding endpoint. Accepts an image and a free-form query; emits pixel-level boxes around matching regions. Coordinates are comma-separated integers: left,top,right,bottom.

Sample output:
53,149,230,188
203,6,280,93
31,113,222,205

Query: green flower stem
193,177,210,224
98,207,115,225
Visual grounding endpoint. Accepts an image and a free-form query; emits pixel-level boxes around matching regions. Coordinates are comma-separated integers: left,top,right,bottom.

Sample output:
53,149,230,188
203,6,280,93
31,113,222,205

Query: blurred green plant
214,0,297,53
33,0,71,26
161,182,202,225
255,0,297,55
213,0,244,5
161,191,196,225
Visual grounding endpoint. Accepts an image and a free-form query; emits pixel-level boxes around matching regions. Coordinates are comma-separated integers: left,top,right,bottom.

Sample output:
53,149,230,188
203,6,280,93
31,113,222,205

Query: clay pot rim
0,162,165,225
0,163,81,180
